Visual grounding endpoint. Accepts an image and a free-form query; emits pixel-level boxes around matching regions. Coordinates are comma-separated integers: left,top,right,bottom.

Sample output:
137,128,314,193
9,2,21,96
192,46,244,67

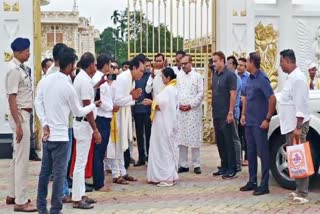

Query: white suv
268,90,320,189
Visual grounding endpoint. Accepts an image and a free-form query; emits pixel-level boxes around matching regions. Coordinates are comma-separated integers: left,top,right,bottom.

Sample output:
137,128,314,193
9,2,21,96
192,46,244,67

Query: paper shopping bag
286,141,314,179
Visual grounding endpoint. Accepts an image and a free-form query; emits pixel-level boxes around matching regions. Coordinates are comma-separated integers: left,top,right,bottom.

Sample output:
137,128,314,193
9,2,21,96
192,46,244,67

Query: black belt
75,117,88,122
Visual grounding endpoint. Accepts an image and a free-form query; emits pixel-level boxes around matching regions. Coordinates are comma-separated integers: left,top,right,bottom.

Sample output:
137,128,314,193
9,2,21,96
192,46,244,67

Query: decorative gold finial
240,10,247,17
233,10,238,16
12,2,20,11
3,2,10,11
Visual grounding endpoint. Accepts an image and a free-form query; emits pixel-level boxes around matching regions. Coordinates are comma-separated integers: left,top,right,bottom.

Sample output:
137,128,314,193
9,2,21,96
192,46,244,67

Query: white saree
147,82,179,183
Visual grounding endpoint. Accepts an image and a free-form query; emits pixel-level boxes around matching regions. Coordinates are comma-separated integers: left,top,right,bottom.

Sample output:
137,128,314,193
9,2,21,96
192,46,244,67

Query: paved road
0,144,320,213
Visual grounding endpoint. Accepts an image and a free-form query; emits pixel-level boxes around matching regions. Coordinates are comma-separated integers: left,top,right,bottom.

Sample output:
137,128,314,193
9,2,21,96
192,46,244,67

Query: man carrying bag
278,49,311,205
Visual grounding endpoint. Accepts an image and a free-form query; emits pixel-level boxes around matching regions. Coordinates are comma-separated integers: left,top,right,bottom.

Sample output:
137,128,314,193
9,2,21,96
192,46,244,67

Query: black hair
227,55,238,68
96,53,111,70
136,53,147,62
129,55,144,70
155,53,165,61
52,43,68,62
41,58,53,69
59,47,78,70
176,50,186,56
183,54,193,62
249,52,261,69
122,61,130,67
238,57,247,63
79,52,95,70
280,49,296,64
162,67,176,80
145,58,152,62
212,51,226,64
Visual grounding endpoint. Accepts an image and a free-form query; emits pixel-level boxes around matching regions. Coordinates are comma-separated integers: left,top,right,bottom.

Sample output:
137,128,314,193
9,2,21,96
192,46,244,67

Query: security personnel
239,52,276,196
5,37,38,212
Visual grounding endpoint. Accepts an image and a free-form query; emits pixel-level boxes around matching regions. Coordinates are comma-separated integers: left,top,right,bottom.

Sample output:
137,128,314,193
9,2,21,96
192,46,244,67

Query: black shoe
194,167,202,174
253,186,269,196
30,155,41,161
178,167,189,173
85,184,93,193
134,161,145,167
212,169,226,176
29,150,41,161
240,182,257,191
130,158,136,164
222,171,238,179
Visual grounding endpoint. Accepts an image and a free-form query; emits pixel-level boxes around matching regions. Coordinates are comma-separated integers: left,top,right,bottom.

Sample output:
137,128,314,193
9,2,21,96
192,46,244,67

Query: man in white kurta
110,56,144,183
176,55,204,174
145,54,166,98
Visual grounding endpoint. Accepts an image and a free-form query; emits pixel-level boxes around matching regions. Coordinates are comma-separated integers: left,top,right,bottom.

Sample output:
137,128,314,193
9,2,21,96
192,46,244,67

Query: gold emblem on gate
4,52,13,62
3,1,19,12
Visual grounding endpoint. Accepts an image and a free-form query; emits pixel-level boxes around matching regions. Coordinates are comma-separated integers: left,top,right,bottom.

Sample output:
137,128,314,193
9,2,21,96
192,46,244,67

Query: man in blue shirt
132,58,152,166
239,52,276,196
227,55,242,172
237,57,250,166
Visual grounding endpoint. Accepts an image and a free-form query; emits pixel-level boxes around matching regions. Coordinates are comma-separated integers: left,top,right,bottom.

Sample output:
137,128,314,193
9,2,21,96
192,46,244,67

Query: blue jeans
63,128,73,197
37,141,69,214
93,116,111,190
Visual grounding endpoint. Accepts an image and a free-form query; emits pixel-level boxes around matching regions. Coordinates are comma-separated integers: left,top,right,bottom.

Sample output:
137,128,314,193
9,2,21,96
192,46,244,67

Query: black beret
11,37,30,52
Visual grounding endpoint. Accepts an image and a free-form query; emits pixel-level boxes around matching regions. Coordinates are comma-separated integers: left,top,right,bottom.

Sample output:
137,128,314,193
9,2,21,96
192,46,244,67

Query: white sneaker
286,192,299,199
289,196,309,205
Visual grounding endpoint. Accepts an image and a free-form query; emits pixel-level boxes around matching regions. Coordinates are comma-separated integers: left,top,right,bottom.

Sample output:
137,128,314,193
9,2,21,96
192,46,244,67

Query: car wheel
270,134,296,190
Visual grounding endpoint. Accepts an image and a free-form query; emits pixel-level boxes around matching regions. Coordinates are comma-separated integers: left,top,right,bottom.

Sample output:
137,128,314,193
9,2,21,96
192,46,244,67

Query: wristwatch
265,117,271,122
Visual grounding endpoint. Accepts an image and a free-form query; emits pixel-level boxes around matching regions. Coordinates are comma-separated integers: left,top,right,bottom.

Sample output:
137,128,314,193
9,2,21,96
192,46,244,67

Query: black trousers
29,112,38,158
213,119,238,172
93,116,111,190
134,113,151,162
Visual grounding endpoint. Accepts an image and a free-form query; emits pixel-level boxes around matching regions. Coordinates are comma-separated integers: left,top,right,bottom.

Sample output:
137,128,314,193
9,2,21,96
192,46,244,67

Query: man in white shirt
307,62,320,90
72,52,102,209
35,47,98,214
41,58,53,77
92,54,119,191
145,53,166,98
278,49,311,204
45,43,68,76
43,43,74,203
172,50,186,75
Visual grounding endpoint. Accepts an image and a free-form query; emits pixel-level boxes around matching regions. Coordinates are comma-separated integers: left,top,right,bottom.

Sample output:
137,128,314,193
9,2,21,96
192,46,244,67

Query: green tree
95,8,184,64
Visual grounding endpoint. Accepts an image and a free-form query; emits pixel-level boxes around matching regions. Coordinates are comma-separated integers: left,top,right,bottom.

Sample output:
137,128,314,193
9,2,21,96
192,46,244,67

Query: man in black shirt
211,51,238,179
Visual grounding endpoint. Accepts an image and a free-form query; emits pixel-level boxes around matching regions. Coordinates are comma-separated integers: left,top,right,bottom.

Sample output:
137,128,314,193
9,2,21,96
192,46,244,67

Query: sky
43,0,320,37
42,0,213,39
42,0,127,32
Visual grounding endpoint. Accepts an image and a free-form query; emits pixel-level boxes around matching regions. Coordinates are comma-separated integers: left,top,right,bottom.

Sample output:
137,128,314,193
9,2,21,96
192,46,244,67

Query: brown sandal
82,196,97,204
123,174,138,181
112,176,129,185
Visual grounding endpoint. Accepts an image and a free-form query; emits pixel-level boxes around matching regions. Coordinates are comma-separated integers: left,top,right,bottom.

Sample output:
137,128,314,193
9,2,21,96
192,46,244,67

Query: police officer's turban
11,37,30,52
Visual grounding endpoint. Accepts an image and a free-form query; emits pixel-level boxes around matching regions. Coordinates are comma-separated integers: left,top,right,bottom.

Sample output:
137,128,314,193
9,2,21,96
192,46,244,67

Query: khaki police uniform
5,57,33,205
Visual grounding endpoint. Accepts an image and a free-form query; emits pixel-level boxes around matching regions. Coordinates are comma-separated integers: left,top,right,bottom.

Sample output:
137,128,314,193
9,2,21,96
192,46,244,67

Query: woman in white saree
143,67,179,187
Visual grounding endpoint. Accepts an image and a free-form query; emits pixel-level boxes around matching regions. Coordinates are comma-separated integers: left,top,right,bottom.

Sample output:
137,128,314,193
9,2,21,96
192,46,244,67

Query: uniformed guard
5,37,38,212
